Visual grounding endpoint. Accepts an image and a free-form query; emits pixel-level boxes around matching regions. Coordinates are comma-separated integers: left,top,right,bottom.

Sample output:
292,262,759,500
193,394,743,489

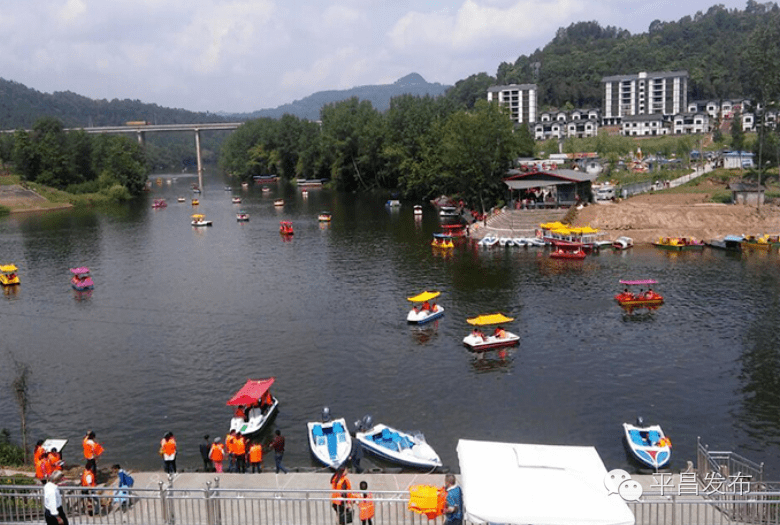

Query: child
358,480,374,525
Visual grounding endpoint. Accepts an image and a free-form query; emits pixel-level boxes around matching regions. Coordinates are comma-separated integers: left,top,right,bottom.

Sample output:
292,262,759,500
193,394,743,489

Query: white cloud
58,0,87,23
322,5,363,28
389,0,584,52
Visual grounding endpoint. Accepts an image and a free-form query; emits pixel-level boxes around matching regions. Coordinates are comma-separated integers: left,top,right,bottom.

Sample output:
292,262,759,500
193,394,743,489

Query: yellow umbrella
467,313,514,326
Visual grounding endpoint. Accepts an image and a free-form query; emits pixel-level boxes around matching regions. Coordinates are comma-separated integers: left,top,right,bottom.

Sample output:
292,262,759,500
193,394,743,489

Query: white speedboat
498,237,514,247
524,237,546,247
439,206,459,217
413,205,423,215
356,420,442,470
406,291,444,324
478,235,499,247
307,410,351,469
613,236,634,250
512,238,527,247
623,419,671,470
227,378,279,435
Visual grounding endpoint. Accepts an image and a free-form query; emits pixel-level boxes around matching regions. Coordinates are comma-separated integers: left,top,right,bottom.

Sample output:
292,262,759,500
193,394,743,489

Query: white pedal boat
463,313,520,352
307,415,351,469
227,378,279,435
478,235,499,247
356,423,442,470
407,291,444,324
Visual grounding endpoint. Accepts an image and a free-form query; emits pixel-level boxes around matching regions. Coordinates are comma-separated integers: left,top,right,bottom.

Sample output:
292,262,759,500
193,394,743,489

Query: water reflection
470,347,514,374
409,322,438,345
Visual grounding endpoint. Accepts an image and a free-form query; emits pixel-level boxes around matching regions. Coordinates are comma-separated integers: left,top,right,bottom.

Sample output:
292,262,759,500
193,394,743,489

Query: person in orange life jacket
160,432,177,474
209,437,226,473
34,441,47,482
234,432,247,473
358,480,375,525
330,465,353,525
82,431,103,473
249,440,264,473
226,430,238,472
48,449,63,472
81,463,100,516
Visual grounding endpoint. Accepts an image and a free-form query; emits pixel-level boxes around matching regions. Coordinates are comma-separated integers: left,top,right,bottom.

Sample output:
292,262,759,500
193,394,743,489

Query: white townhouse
487,84,537,125
602,71,688,126
534,109,600,140
672,112,710,134
621,114,668,136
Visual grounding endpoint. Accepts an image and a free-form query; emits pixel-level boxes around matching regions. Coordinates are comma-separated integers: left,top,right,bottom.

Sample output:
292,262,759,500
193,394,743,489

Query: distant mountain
0,78,227,130
240,73,451,121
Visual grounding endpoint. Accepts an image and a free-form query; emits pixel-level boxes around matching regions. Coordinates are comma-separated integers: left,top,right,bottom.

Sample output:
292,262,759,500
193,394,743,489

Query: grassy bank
0,172,133,212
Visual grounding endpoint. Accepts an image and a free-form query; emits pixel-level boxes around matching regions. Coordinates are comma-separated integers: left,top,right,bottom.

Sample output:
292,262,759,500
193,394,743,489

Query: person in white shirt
44,470,69,525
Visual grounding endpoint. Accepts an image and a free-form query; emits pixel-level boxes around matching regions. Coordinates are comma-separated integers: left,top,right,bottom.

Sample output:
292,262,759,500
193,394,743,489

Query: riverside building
487,84,538,125
601,71,688,126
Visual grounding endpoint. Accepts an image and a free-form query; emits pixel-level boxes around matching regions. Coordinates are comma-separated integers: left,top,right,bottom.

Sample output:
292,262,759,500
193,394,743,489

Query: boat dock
470,208,567,239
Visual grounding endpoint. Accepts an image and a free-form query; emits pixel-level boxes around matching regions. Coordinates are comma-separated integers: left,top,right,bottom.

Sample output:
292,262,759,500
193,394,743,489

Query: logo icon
604,469,643,501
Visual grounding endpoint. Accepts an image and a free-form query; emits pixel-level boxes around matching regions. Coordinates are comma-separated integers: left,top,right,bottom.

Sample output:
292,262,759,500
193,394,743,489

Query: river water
1,173,780,477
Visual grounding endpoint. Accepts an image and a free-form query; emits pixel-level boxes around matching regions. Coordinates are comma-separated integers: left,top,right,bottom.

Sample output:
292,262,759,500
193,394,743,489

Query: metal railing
5,482,780,525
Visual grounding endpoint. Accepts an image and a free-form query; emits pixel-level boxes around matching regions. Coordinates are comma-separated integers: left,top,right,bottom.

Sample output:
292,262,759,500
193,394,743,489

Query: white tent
457,439,635,525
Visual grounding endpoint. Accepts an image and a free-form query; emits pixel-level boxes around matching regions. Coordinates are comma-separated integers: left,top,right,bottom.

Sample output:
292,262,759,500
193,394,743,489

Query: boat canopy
192,214,205,219
0,264,18,272
407,291,441,302
619,279,658,285
227,378,275,406
70,267,90,275
441,224,465,230
467,313,514,326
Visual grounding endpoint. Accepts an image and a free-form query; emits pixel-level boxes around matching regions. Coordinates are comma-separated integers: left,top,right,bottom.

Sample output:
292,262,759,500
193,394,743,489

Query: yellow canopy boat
191,214,212,227
0,264,20,286
463,313,519,352
407,291,444,324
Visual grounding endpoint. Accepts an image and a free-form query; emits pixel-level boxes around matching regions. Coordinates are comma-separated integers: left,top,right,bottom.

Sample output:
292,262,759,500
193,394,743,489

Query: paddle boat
241,182,249,189
614,279,663,308
254,175,278,183
192,198,200,205
550,246,586,259
413,205,423,216
192,187,201,194
191,214,212,227
440,224,467,238
498,237,514,247
177,197,186,203
478,235,499,247
623,418,672,470
224,186,232,191
741,234,780,250
318,212,332,222
261,186,271,193
439,206,459,217
231,197,242,204
652,237,705,251
301,189,308,197
307,408,351,469
274,199,284,207
706,235,744,252
540,222,605,251
70,267,94,291
0,264,20,286
462,313,520,353
406,291,444,324
355,415,442,470
279,221,294,235
612,236,634,250
431,234,454,249
227,378,279,435
236,210,250,222
386,199,401,207
152,198,167,208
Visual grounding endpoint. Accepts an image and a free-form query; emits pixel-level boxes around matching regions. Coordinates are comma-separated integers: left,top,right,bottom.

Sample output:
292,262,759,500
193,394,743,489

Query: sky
0,0,753,114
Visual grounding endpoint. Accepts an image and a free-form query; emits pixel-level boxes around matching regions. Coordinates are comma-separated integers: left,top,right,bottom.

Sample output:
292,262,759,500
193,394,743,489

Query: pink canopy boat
70,267,94,291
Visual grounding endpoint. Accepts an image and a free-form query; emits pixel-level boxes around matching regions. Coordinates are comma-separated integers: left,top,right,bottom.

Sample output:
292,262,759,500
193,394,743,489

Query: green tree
731,109,745,151
445,73,496,109
438,100,522,213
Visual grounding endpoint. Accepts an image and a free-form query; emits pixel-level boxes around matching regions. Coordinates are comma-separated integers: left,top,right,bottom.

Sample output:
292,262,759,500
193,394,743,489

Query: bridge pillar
195,129,203,192
137,131,145,146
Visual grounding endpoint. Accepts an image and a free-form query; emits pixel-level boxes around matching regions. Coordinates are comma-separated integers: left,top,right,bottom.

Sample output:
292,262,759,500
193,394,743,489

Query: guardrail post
205,481,214,525
213,477,221,525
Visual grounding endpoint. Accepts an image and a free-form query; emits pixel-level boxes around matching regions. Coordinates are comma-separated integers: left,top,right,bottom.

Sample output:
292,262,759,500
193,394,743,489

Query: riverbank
0,184,73,213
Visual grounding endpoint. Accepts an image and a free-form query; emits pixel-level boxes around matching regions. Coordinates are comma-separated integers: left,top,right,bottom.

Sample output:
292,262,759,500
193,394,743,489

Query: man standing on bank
44,471,69,525
443,473,463,525
268,429,289,474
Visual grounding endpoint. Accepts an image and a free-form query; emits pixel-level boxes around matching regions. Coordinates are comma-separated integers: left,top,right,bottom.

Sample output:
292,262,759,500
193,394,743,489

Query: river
1,173,779,478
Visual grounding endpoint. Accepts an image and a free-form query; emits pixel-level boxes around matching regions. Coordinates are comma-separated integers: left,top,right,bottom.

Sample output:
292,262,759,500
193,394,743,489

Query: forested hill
456,1,780,110
242,73,451,121
0,78,227,130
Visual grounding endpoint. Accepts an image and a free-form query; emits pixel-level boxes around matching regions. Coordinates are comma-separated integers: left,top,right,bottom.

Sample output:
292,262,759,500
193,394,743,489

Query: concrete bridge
71,122,245,191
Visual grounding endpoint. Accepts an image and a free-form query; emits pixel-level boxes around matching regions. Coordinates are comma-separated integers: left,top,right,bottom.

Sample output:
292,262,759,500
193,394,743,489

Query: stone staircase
473,208,568,238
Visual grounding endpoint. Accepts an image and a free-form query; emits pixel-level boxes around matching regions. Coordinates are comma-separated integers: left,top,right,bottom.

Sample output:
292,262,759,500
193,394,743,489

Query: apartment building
487,84,537,125
602,71,688,125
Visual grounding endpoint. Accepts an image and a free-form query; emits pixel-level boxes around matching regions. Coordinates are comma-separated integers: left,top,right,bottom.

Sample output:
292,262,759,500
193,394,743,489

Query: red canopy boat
279,221,294,235
615,279,664,308
227,378,279,435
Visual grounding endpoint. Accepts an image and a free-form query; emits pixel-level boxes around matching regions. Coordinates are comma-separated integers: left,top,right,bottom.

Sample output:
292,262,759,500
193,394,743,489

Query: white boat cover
457,439,635,525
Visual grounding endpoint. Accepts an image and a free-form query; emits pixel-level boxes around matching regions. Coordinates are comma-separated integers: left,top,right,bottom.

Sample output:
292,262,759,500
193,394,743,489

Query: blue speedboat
307,409,351,469
623,419,671,470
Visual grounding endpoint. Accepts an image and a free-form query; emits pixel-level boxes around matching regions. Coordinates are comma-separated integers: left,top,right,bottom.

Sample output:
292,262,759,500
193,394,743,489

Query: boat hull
356,424,442,470
307,418,351,469
463,331,519,352
192,221,212,227
623,423,671,470
407,306,444,324
652,242,704,251
550,250,586,259
230,398,279,435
